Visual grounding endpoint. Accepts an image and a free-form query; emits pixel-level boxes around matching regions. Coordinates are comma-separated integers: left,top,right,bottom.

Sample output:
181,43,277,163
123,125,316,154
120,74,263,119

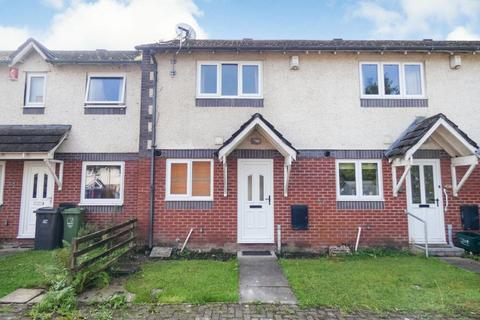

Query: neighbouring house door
237,159,274,243
406,159,446,244
18,162,54,238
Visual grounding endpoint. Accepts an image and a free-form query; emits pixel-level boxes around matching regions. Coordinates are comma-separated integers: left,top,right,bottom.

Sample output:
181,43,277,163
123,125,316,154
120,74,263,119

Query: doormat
242,250,272,256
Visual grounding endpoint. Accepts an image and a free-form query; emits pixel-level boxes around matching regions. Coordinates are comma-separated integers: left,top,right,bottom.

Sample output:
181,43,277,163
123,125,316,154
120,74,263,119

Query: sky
1,0,479,50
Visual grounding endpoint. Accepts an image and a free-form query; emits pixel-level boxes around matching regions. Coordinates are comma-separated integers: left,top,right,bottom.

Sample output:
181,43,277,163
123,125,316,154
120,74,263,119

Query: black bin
460,205,479,230
291,205,308,230
35,207,63,250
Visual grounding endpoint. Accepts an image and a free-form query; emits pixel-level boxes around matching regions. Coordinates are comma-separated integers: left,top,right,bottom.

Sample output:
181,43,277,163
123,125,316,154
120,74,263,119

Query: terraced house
1,37,480,253
0,38,146,244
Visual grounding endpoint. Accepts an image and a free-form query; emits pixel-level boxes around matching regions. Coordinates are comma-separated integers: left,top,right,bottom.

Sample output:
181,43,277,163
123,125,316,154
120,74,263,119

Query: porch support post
284,156,292,197
391,156,413,197
451,155,479,197
222,156,228,197
43,159,64,191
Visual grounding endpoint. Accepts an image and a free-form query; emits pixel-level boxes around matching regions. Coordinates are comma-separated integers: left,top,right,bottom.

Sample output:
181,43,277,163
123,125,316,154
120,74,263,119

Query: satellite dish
175,23,197,41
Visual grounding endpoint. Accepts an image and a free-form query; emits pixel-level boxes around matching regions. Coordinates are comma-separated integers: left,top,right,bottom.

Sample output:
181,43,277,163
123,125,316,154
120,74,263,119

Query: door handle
435,198,439,207
267,195,271,205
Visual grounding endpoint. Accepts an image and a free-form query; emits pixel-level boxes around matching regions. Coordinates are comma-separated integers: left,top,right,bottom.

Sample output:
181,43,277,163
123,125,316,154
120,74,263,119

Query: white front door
406,159,446,244
237,159,274,243
18,162,54,238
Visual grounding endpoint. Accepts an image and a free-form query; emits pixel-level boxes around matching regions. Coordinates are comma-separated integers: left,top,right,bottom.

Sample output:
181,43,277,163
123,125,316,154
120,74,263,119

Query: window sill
78,202,123,206
84,106,126,115
360,98,428,108
165,197,213,202
23,107,45,114
196,98,264,108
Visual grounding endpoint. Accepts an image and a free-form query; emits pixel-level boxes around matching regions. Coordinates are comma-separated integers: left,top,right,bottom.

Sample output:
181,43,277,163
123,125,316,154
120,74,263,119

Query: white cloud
0,26,30,50
42,0,65,10
352,0,480,39
43,0,206,49
447,26,480,40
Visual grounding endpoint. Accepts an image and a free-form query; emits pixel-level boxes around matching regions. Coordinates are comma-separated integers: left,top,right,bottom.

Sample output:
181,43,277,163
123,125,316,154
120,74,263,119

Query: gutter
148,51,158,249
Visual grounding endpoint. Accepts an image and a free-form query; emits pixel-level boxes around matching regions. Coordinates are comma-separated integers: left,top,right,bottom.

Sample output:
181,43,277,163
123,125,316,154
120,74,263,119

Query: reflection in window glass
43,174,48,198
33,174,38,198
87,77,124,102
259,175,264,201
410,166,421,204
200,65,217,94
247,175,252,201
362,163,379,196
405,64,422,95
242,65,259,94
85,165,122,199
221,64,238,96
28,76,45,104
339,163,356,195
424,165,435,204
361,64,378,95
383,64,400,95
192,161,211,197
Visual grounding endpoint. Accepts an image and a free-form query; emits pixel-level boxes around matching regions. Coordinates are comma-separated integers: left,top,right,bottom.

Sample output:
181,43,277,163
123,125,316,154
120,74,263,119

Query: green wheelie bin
62,207,86,243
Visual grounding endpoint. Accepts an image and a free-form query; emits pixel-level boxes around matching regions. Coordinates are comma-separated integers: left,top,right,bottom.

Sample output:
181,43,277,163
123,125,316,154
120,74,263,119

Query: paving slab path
440,256,480,273
238,252,297,304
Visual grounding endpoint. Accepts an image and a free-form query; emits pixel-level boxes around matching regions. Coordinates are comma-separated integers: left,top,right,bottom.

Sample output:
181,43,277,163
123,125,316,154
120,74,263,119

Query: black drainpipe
148,51,158,250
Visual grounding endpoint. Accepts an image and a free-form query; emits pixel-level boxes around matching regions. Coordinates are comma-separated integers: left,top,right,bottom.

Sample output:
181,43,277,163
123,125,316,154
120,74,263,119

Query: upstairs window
166,159,213,201
197,62,262,98
360,62,424,98
25,73,46,106
336,160,383,201
85,74,125,104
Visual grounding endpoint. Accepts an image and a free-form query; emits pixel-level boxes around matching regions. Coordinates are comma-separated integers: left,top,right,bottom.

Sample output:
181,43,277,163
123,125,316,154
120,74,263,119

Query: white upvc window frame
80,161,125,206
0,161,5,205
359,62,425,99
165,159,214,201
196,61,263,99
335,159,384,201
84,73,126,105
25,72,47,107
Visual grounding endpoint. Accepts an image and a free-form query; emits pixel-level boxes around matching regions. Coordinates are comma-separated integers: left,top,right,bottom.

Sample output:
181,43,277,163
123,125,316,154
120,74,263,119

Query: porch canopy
385,114,479,197
0,125,71,190
216,113,298,197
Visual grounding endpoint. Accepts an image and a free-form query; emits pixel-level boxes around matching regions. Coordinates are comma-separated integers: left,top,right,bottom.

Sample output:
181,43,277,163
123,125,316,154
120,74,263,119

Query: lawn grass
280,256,480,315
0,250,53,298
125,259,239,304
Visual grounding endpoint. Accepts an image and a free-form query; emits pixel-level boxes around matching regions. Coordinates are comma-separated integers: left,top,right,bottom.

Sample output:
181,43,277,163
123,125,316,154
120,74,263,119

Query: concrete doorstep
238,251,297,304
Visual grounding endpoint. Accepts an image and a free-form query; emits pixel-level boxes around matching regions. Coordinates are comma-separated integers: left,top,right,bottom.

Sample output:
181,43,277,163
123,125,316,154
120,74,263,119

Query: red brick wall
2,156,479,250
0,161,24,239
152,156,480,250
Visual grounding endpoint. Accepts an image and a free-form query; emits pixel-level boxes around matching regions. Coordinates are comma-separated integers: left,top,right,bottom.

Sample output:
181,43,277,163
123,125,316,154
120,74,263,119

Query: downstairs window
336,160,383,201
80,161,124,205
166,159,213,201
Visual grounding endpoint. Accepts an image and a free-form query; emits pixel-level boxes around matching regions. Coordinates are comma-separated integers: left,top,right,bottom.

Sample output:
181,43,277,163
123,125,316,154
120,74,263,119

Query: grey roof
385,114,478,158
0,125,71,153
136,39,480,53
1,38,140,65
216,113,297,157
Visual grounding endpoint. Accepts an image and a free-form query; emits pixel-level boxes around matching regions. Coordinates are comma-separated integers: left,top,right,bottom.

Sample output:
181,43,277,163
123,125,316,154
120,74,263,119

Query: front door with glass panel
237,159,274,243
406,159,445,244
18,162,54,238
